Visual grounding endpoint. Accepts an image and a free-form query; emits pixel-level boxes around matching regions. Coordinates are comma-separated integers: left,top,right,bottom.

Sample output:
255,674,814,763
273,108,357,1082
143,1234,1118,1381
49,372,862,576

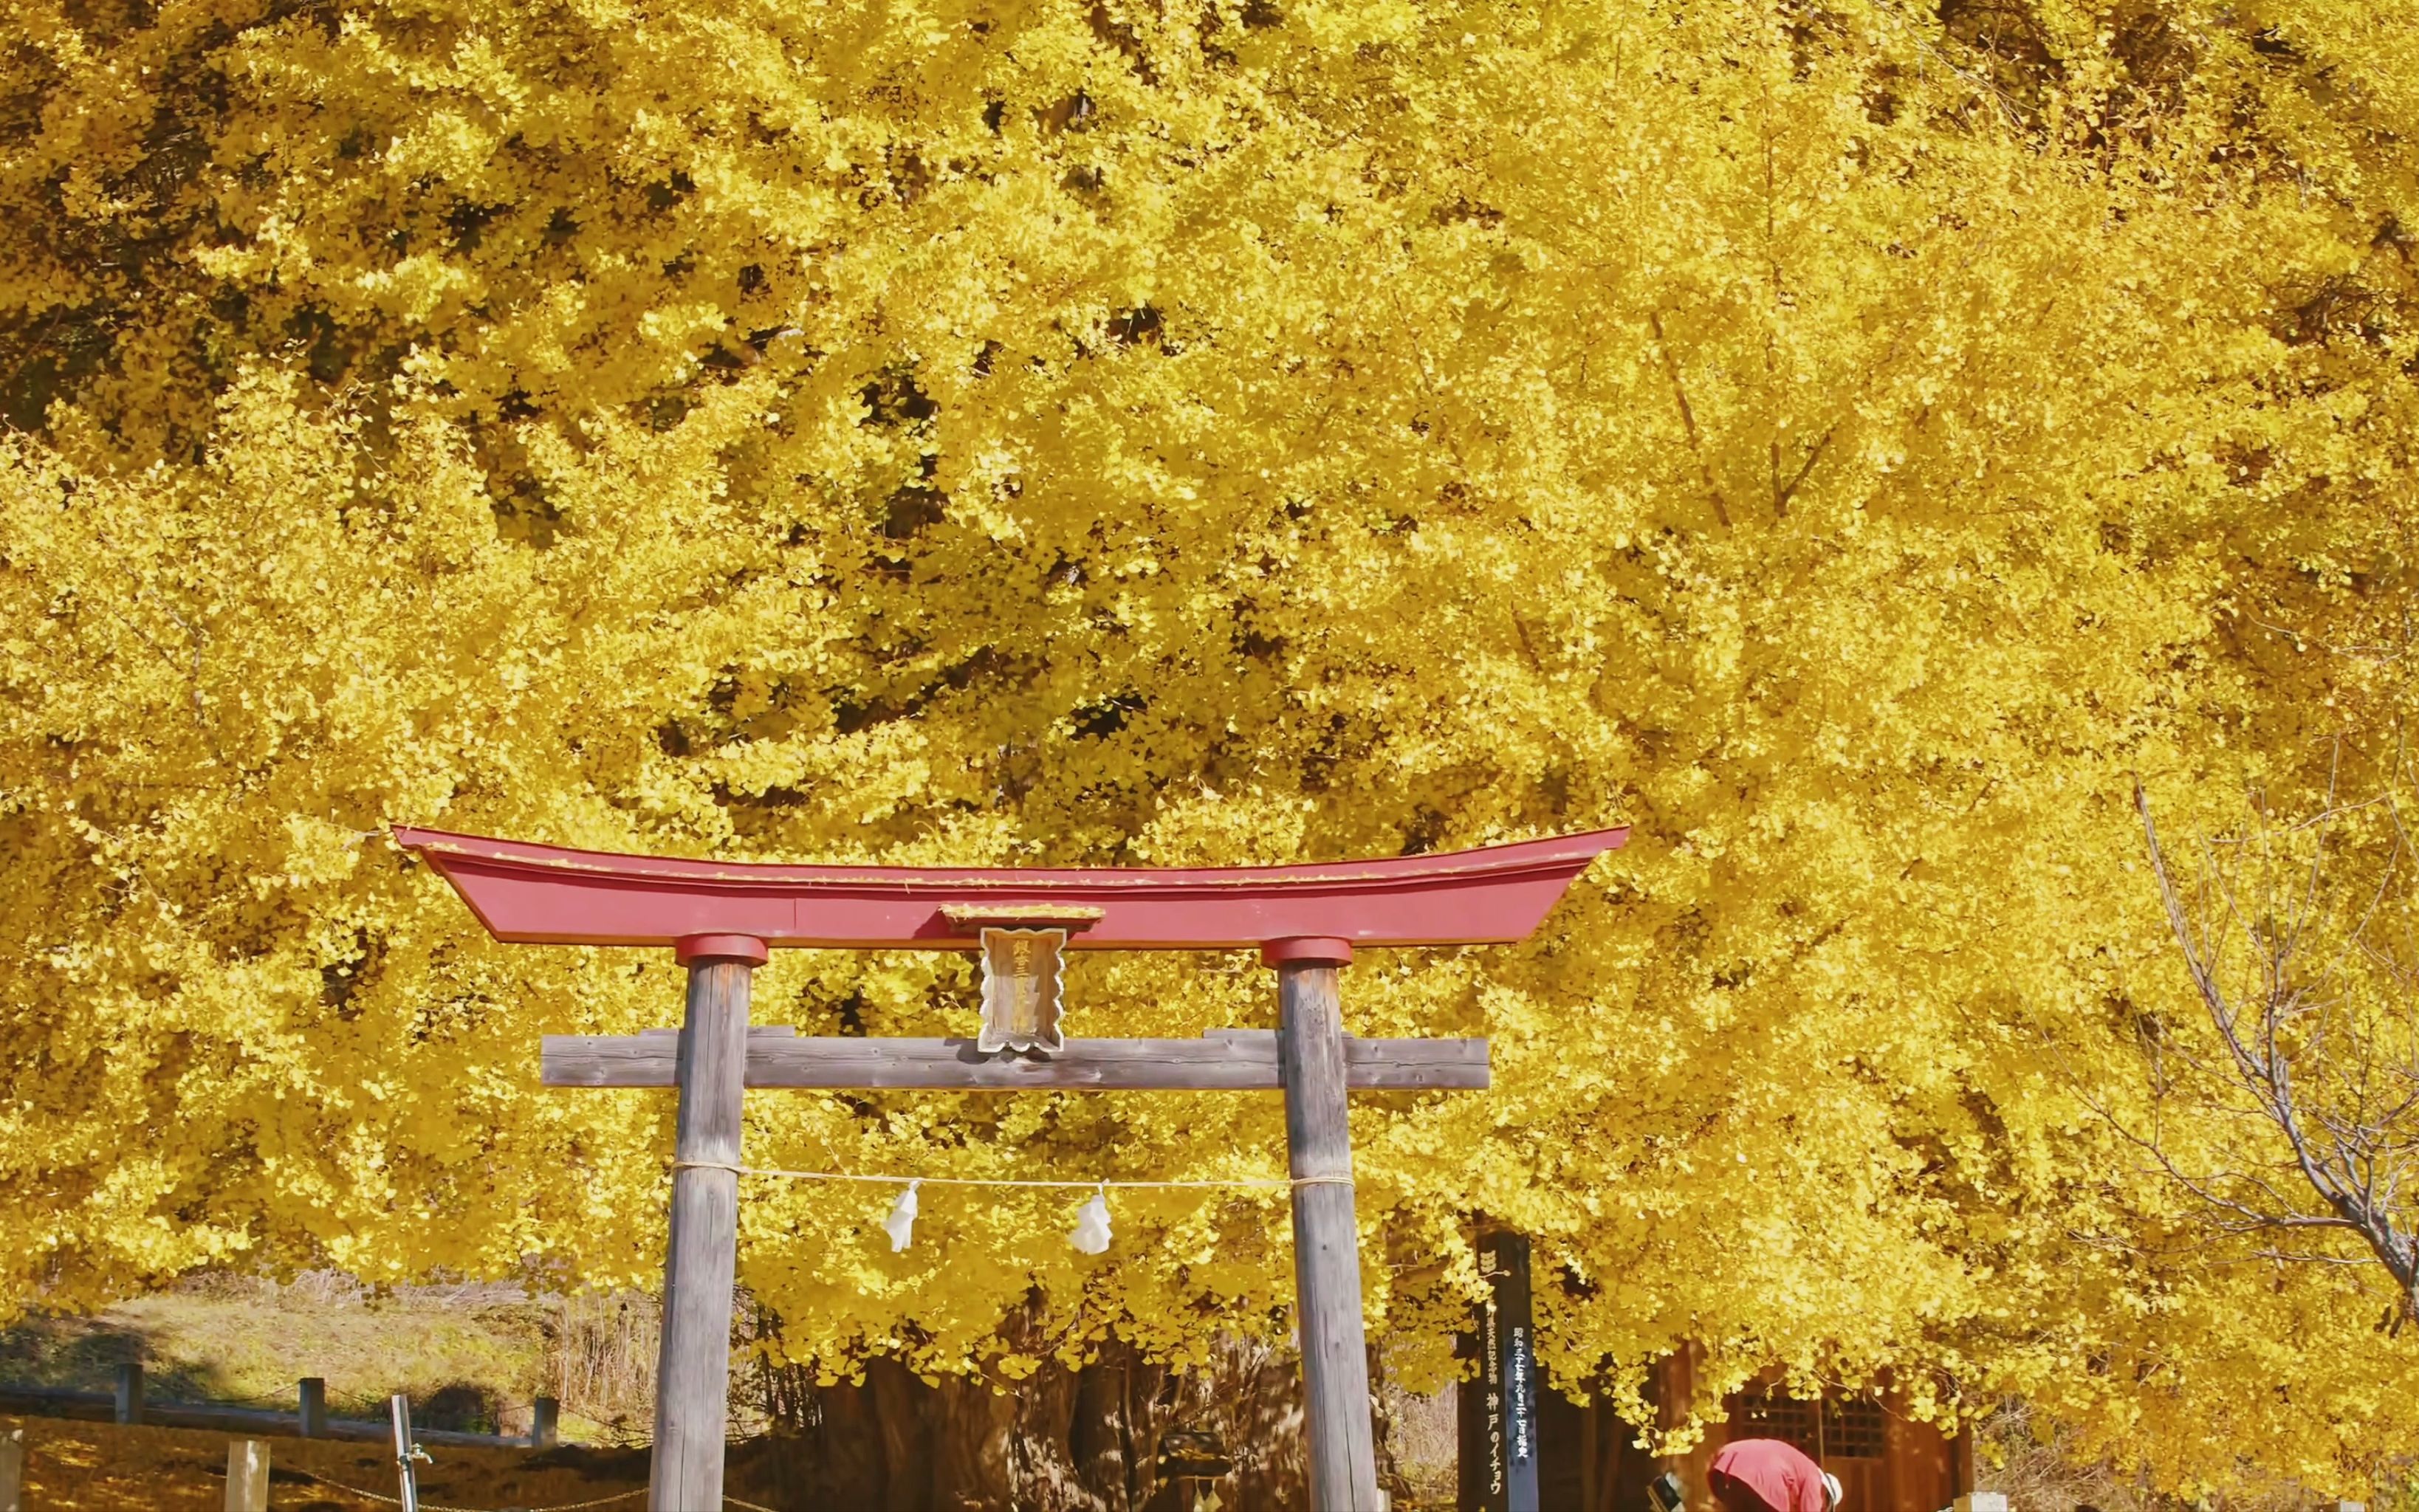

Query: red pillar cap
674,933,770,966
1260,936,1353,968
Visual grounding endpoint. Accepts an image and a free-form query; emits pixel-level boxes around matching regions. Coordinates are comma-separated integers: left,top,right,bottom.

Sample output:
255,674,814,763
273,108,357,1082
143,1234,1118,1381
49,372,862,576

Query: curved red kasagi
390,825,1627,951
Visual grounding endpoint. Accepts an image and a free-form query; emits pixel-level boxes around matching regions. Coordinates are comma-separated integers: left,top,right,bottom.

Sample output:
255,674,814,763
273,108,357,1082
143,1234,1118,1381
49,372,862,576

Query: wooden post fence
224,1438,270,1512
113,1362,143,1426
298,1377,326,1437
1,1426,23,1512
396,822,1627,1512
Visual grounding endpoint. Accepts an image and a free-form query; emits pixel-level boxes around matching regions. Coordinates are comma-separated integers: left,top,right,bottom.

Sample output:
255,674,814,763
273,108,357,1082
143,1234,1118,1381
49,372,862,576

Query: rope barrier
291,1474,780,1512
286,1469,651,1511
669,1160,1352,1189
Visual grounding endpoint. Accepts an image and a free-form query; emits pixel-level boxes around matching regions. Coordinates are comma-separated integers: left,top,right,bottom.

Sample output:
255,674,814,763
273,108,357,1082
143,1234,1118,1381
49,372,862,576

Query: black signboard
1460,1230,1540,1512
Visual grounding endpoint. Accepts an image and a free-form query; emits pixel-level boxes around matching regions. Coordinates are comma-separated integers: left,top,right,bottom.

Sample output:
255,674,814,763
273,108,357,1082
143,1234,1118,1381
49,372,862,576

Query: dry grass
1385,1381,1456,1507
0,1411,802,1512
0,1274,677,1444
544,1289,662,1445
1974,1405,2162,1512
1971,1403,2358,1512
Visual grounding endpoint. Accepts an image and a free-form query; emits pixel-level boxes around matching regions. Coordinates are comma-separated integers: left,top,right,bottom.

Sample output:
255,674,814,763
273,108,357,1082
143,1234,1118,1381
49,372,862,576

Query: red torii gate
396,825,1624,1511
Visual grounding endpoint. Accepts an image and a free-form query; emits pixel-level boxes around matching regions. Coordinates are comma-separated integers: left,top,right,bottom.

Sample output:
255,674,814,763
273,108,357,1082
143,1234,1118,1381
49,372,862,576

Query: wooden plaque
977,927,1066,1053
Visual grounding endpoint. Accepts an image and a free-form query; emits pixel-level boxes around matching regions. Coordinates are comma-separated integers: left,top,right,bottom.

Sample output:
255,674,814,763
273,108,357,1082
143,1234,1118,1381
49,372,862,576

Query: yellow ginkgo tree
6,0,2419,1492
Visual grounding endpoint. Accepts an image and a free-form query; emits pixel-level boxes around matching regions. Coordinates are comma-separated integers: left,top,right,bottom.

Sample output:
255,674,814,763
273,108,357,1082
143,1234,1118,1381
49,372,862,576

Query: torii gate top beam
390,825,1625,952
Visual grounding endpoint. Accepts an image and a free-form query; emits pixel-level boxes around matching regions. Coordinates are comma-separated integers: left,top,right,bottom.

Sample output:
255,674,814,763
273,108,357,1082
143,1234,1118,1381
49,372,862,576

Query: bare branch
2127,780,2419,1316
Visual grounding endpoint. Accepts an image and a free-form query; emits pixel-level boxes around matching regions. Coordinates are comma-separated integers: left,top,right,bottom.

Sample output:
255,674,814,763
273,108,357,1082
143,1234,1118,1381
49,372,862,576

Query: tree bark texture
755,1313,1407,1511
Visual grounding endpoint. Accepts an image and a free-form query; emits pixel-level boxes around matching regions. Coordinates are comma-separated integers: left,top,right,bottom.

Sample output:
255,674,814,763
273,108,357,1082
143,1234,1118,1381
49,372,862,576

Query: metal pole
389,1394,422,1512
1268,937,1383,1511
650,933,763,1512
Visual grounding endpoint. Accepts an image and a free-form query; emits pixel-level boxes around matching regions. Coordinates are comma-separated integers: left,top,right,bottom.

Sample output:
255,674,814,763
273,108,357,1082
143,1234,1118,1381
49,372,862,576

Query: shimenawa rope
668,1159,1352,1187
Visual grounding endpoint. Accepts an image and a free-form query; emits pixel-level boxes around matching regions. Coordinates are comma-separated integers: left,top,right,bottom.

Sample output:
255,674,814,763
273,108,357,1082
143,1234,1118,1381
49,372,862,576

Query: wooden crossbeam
542,1030,1488,1092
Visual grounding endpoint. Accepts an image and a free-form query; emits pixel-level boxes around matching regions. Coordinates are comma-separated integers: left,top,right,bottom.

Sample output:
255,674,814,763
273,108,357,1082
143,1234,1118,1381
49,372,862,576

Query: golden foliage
6,0,2419,1488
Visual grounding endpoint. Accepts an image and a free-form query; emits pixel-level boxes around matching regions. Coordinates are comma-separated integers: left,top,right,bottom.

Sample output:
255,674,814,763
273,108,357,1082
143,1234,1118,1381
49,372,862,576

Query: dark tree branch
2133,778,2419,1317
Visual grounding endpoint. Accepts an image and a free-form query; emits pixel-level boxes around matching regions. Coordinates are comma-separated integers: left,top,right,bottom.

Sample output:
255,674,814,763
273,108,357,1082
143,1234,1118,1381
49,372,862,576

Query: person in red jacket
1707,1438,1843,1512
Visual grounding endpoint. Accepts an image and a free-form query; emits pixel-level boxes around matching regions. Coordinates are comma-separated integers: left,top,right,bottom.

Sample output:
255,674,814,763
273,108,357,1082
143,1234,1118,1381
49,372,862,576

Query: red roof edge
390,824,1628,951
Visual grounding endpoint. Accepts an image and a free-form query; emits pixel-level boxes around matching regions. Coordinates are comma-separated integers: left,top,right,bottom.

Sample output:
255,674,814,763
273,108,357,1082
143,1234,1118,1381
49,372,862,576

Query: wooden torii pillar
395,825,1624,1511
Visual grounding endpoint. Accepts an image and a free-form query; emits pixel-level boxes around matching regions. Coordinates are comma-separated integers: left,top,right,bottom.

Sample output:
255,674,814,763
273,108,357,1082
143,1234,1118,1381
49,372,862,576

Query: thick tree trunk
756,1309,1401,1511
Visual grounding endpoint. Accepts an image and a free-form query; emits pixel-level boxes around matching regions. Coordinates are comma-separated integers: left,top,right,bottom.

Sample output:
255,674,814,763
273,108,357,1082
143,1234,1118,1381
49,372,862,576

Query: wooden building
1464,1353,1972,1512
